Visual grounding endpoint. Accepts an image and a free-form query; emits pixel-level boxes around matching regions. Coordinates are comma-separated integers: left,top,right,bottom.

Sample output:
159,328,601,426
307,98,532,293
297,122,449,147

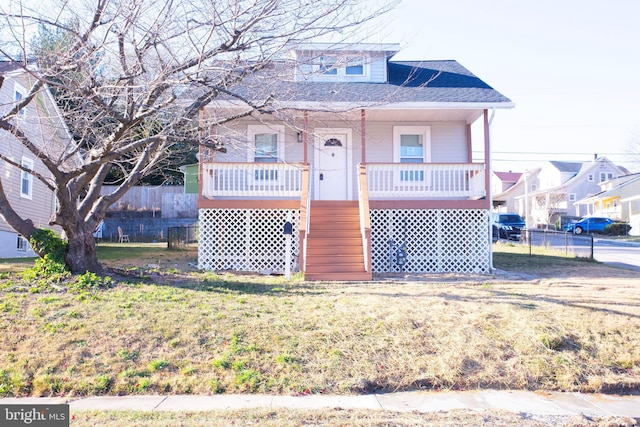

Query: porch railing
366,163,486,199
201,162,306,198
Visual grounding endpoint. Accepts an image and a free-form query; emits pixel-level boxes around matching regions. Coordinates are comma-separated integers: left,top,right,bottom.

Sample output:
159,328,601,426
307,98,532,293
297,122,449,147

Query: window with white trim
315,54,367,77
319,56,337,75
393,126,431,182
17,235,28,252
568,193,576,202
599,172,613,182
20,157,34,199
247,125,284,180
14,83,26,117
588,173,594,182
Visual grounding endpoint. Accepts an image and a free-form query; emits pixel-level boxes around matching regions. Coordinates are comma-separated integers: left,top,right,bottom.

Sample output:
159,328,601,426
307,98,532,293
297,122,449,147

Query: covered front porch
196,108,496,279
197,161,491,279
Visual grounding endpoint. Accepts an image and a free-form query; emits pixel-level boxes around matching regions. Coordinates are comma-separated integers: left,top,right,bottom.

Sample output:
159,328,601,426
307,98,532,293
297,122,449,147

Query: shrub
29,229,67,264
603,223,631,236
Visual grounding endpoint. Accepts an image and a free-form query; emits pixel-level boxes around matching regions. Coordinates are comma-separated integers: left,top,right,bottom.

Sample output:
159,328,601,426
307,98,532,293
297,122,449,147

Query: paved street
594,239,640,272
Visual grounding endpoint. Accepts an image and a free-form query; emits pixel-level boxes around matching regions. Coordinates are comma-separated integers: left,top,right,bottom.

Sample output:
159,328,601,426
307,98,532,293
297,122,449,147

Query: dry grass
68,408,637,427
0,243,639,400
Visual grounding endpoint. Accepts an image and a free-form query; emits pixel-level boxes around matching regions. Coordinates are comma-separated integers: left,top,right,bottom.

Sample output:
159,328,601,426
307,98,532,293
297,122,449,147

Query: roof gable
494,171,522,183
549,161,583,174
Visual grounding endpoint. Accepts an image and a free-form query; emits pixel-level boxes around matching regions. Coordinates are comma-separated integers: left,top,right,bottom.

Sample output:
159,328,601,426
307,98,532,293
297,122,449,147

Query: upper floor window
588,173,594,182
319,56,337,75
568,193,576,202
345,58,364,76
315,55,367,77
599,172,613,182
14,83,26,117
20,157,33,199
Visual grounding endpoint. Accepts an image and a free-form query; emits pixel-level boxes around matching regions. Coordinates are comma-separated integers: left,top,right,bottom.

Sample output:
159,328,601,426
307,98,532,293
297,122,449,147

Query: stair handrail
299,163,311,272
357,164,372,272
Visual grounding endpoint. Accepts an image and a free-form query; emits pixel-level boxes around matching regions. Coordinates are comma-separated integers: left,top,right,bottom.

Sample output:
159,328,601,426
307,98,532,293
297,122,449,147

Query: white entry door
316,132,348,200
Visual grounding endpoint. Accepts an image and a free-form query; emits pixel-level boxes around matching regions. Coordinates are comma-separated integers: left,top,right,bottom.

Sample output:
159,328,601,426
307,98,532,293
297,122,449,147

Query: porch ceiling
364,108,483,123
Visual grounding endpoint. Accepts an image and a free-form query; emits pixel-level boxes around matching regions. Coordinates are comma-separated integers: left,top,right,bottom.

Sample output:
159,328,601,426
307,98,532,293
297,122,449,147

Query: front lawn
0,244,638,398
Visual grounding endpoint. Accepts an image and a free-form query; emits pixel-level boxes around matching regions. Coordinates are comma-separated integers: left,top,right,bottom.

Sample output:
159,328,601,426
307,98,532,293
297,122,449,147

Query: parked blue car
563,217,615,234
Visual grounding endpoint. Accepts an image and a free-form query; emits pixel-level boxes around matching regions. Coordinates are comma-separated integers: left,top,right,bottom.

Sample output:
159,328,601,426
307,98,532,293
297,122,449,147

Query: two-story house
574,173,640,235
502,158,628,229
0,61,70,258
196,43,513,280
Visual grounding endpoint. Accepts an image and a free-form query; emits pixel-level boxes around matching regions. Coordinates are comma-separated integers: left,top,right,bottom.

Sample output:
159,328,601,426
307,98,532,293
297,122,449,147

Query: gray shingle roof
549,161,583,173
0,61,22,74
283,60,510,104
209,59,512,106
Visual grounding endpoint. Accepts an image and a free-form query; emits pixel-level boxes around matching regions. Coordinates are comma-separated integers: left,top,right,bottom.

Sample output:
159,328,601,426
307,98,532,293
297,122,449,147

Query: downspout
486,108,496,270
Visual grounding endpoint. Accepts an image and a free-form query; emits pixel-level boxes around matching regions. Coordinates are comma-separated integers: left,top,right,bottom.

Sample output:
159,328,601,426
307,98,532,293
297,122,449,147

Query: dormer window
319,56,337,75
315,54,367,77
345,58,364,76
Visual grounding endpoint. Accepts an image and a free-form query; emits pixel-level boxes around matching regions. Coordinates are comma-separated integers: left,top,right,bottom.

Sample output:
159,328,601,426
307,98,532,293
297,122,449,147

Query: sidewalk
2,390,639,418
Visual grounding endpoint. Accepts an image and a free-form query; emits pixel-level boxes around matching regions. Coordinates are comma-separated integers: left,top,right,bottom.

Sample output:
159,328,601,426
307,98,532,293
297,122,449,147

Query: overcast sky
380,0,640,173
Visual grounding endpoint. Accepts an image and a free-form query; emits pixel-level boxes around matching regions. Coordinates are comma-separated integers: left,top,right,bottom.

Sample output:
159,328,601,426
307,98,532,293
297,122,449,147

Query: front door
316,132,348,200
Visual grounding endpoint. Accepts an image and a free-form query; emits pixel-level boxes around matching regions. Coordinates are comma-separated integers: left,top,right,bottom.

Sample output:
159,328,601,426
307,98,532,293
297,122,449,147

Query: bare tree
0,0,395,273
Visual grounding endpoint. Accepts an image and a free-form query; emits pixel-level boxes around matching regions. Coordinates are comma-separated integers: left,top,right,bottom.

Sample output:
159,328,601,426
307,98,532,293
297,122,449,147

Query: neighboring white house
0,61,71,257
196,42,514,280
496,158,629,229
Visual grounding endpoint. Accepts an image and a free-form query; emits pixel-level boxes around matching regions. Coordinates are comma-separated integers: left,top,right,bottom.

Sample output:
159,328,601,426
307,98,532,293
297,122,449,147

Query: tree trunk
65,229,103,275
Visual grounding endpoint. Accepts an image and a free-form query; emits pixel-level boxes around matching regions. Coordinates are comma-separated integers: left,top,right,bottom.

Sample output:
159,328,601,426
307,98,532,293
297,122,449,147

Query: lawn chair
117,226,130,243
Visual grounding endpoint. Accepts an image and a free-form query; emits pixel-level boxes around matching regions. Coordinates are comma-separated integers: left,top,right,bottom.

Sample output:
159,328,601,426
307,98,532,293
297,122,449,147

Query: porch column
303,110,309,163
198,108,205,205
361,109,366,164
466,123,473,163
483,109,491,209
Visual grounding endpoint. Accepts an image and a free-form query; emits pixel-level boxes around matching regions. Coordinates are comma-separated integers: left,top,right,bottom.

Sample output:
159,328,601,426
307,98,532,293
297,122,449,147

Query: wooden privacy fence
101,185,197,218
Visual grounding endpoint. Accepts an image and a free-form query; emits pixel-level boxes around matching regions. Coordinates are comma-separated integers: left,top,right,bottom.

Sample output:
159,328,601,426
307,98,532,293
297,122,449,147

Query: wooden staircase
304,201,372,281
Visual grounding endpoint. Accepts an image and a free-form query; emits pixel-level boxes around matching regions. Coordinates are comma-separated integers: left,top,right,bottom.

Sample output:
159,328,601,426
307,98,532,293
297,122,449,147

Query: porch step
304,201,372,281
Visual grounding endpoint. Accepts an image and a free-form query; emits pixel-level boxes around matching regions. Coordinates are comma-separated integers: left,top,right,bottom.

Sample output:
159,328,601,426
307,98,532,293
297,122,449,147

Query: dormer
291,43,400,83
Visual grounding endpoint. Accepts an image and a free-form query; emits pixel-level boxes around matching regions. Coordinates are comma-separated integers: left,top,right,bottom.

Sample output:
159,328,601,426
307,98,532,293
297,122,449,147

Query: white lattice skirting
198,208,489,275
198,209,300,273
370,209,490,274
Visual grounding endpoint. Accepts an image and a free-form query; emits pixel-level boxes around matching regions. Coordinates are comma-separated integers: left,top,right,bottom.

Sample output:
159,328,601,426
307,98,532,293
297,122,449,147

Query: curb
2,391,640,418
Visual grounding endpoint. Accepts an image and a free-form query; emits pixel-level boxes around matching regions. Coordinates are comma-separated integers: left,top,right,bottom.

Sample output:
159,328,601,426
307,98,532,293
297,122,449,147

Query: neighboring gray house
197,42,514,280
500,157,628,228
0,61,71,257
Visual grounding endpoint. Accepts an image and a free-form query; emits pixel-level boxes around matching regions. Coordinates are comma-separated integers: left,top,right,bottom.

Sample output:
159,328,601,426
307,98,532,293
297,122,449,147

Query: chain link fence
521,229,594,258
167,225,198,250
